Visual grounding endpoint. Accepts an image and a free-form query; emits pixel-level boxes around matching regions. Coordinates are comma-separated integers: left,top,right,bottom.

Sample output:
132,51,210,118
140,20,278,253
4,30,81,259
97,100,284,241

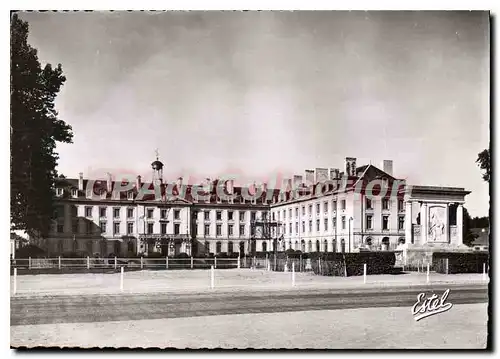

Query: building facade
45,156,471,257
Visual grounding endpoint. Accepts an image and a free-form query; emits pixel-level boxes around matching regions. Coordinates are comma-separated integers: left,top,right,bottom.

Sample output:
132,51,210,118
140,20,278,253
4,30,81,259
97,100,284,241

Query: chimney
381,160,393,176
293,175,303,189
227,179,234,195
305,169,315,185
78,172,84,191
315,168,329,183
345,157,357,177
261,182,268,194
136,175,142,189
176,177,183,189
106,172,112,193
329,168,339,180
281,178,290,192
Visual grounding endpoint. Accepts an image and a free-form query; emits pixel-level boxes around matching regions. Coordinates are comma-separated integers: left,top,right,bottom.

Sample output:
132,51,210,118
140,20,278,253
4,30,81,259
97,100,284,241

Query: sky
17,11,490,216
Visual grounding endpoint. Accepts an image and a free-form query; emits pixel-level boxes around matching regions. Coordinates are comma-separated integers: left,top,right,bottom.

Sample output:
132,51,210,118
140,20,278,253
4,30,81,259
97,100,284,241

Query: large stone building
46,156,471,258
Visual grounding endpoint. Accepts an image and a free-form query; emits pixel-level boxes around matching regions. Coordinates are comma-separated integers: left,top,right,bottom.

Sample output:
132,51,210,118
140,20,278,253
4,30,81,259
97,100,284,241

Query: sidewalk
10,269,489,299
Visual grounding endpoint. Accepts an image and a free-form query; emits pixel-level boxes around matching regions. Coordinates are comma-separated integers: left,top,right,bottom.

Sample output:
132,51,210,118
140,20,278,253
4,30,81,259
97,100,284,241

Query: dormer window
113,191,120,200
56,188,63,197
71,189,78,198
86,188,93,199
100,190,107,200
127,192,134,200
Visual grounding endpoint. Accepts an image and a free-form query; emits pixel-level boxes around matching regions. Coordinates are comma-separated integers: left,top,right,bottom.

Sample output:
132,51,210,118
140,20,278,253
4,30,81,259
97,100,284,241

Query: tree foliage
462,207,477,247
10,13,73,239
476,148,490,183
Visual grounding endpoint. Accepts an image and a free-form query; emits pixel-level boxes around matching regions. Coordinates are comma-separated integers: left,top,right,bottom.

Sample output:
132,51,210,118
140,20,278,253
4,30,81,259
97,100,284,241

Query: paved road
11,284,488,326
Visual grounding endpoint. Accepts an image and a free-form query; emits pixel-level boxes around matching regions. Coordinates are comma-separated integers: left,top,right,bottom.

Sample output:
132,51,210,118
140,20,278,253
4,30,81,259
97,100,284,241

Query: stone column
456,204,464,246
444,204,450,244
404,201,413,244
421,202,428,245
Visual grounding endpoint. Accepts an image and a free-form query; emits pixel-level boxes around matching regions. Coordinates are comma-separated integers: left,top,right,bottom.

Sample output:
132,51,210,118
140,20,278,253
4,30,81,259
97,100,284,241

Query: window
398,200,404,212
228,211,234,221
71,189,78,198
341,216,346,230
204,241,210,253
174,223,180,235
308,205,313,216
272,212,275,221
204,224,210,237
324,218,328,231
113,222,120,235
239,224,245,236
147,209,154,219
147,223,154,234
228,224,234,236
289,223,292,234
316,240,320,252
295,207,299,218
382,215,389,230
99,207,106,218
289,208,292,218
332,217,337,228
216,224,222,236
366,215,373,230
316,219,320,232
302,206,305,216
228,242,233,253
127,192,134,200
283,210,286,219
174,210,181,220
366,198,373,210
398,216,405,230
85,206,93,217
262,242,267,252
113,208,120,219
216,211,222,221
332,201,337,211
251,212,256,221
309,220,313,233
127,222,134,234
295,222,299,234
216,241,222,254
341,239,345,253
205,211,210,221
57,224,64,233
127,208,134,218
324,202,328,213
382,199,390,210
316,203,320,215
239,211,245,221
262,212,268,221
302,221,305,233
341,200,346,210
161,223,167,235
324,240,328,253
161,209,168,219
56,188,63,196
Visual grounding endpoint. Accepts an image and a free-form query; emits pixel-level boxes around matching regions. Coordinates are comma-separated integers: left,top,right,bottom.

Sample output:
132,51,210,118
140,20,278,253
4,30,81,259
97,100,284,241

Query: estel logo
412,289,453,321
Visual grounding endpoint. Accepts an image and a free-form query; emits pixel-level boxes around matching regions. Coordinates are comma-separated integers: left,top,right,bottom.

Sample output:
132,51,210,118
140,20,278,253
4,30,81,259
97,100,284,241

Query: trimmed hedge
433,251,489,274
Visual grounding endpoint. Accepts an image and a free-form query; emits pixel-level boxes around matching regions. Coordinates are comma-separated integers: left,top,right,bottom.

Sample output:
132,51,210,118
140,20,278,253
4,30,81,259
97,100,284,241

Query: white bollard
363,263,367,284
58,256,61,270
140,257,143,269
28,257,31,270
267,262,271,271
114,257,117,269
483,263,487,281
120,266,124,292
191,257,194,269
13,268,17,295
292,262,296,287
426,263,430,284
166,256,169,269
210,265,215,289
87,256,90,270
237,256,240,269
214,257,217,269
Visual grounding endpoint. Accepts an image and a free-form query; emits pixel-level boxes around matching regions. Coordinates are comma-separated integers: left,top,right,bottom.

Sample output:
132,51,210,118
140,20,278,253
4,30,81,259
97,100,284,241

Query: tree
462,207,477,247
476,148,490,183
10,13,73,240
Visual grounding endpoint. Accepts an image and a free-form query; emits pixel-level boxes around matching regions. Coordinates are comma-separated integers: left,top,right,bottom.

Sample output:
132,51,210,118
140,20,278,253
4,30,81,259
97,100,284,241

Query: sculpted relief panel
428,206,447,242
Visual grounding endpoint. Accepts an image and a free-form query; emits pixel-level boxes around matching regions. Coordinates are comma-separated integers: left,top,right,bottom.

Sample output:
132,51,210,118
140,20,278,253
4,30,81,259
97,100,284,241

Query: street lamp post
348,217,354,253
